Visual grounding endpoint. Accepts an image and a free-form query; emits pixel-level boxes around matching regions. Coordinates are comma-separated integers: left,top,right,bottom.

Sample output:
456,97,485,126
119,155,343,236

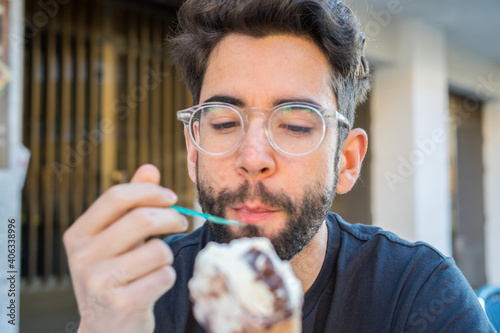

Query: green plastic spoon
170,205,246,227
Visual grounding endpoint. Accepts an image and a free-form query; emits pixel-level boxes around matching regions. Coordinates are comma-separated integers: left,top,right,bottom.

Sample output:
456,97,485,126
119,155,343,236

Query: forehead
200,33,336,109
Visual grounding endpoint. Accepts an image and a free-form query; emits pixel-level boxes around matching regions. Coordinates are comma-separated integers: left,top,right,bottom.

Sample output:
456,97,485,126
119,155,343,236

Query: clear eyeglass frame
177,101,351,157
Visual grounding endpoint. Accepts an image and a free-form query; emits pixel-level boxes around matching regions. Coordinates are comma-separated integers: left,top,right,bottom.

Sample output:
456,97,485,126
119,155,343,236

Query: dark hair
170,0,371,125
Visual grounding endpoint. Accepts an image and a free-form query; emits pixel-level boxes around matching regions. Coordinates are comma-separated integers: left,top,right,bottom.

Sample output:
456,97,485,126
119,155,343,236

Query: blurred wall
348,0,500,285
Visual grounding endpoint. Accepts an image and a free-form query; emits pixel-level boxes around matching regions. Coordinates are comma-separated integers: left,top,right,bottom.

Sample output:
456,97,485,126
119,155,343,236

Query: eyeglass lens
189,105,331,155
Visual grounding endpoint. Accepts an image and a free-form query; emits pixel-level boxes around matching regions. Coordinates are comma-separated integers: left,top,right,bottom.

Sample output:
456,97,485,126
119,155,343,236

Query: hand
63,164,188,333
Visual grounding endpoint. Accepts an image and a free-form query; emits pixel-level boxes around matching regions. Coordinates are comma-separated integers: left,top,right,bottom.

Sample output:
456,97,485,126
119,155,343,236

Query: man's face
186,34,341,260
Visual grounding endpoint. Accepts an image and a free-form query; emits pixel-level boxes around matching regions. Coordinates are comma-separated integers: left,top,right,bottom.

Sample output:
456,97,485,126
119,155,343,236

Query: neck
289,220,328,293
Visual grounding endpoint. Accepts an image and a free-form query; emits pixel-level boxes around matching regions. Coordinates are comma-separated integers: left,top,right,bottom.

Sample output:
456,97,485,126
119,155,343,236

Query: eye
199,106,242,134
279,124,312,134
212,121,239,131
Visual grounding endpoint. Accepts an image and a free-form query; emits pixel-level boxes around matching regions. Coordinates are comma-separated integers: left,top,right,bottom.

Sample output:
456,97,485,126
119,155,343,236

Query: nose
235,114,276,179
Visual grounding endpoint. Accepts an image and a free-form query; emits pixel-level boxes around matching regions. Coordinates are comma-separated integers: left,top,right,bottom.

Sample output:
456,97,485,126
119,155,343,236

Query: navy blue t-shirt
154,213,494,332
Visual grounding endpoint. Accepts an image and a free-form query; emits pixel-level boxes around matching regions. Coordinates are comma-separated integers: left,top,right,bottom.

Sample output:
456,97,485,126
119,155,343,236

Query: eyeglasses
177,102,350,156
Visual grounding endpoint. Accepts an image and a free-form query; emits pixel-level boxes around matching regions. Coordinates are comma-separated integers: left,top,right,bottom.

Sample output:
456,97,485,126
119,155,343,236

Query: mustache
198,178,335,259
199,180,296,217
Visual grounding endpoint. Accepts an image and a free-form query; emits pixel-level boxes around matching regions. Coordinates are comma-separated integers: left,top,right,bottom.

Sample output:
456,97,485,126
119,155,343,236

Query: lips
230,204,280,224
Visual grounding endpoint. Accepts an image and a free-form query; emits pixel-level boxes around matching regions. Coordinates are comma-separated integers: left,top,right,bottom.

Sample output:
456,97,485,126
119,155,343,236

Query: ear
184,126,198,184
335,128,368,194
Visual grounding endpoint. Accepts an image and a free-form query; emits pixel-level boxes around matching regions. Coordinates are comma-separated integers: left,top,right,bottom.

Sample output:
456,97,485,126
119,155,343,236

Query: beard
196,173,337,261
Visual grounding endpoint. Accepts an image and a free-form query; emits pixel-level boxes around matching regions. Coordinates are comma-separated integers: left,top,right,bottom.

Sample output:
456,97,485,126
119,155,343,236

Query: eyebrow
274,98,323,109
202,95,324,109
202,95,245,107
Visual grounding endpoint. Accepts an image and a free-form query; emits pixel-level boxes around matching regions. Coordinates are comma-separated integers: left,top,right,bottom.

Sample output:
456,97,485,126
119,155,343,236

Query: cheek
309,154,335,179
197,156,233,186
287,153,335,192
310,139,338,184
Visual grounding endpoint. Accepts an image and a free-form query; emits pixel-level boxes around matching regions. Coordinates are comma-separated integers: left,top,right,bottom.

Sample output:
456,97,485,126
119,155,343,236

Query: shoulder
329,212,453,296
329,212,446,267
327,213,494,331
328,212,448,289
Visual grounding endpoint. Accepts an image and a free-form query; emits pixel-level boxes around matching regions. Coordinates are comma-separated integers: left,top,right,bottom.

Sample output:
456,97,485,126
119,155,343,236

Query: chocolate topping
245,248,290,316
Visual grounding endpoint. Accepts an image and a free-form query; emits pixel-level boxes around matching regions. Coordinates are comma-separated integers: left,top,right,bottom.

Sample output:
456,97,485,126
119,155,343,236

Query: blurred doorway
449,93,486,289
331,95,372,225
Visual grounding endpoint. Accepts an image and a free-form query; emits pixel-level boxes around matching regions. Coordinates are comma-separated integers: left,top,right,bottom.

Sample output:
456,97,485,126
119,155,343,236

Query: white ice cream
188,237,303,333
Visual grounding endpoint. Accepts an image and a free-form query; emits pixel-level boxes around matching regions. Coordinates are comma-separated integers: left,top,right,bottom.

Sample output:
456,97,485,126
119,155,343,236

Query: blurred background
0,0,499,332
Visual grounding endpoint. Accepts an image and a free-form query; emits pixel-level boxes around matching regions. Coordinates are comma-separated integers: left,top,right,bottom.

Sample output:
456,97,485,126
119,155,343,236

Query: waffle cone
253,315,301,333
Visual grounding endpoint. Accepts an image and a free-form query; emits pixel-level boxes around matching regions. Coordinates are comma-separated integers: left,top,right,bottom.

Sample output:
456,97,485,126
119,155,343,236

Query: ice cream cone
189,238,304,333
254,315,301,333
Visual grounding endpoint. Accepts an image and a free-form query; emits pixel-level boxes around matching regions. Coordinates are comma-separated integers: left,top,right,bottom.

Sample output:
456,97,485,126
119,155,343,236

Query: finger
117,265,177,309
93,239,174,287
89,207,187,258
66,184,178,238
130,164,161,184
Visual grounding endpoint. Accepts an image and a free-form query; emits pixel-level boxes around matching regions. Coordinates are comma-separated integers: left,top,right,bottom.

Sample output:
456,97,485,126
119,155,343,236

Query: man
63,0,494,332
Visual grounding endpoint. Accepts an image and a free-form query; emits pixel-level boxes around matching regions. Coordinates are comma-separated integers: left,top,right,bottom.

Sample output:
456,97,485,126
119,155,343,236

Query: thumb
130,164,161,184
